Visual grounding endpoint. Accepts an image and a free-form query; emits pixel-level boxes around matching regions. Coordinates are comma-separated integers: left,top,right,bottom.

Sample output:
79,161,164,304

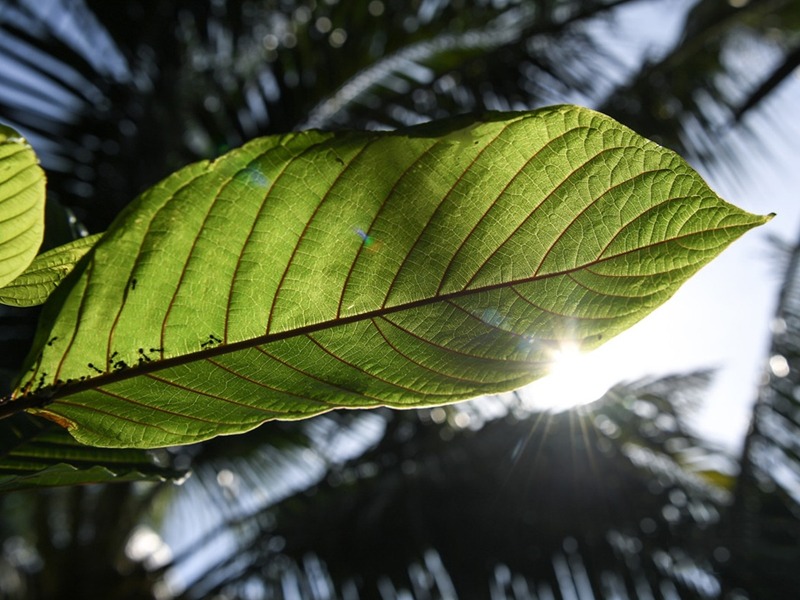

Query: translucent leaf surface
8,106,769,448
0,124,45,289
0,233,102,306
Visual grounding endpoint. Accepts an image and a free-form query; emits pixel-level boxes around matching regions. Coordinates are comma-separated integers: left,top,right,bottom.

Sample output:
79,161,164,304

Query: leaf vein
305,332,463,398
379,313,545,365
267,139,377,333
336,135,444,318
205,356,335,408
143,371,288,416
438,123,590,294
381,116,526,308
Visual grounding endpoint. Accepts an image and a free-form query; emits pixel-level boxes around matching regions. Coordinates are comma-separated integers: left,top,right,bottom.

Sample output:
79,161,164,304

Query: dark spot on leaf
38,410,76,430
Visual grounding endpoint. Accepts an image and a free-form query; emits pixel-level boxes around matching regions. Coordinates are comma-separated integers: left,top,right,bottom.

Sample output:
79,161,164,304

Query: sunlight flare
523,340,610,412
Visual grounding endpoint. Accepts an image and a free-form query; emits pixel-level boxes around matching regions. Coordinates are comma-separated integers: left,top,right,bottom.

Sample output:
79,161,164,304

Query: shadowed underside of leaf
9,105,768,448
0,412,182,491
0,125,46,289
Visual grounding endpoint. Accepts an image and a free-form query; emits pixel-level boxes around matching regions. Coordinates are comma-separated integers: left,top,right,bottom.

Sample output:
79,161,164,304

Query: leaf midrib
4,221,747,415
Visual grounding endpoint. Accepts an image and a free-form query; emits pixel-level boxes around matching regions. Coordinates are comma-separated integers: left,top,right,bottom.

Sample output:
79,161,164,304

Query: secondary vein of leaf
305,329,453,396
230,139,330,338
268,140,376,332
107,169,210,367
254,345,384,404
372,317,517,384
386,117,524,302
437,124,588,294
336,133,449,318
204,356,335,405
159,171,237,354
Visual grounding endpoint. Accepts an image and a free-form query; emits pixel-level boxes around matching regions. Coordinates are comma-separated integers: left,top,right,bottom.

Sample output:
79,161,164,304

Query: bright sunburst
522,340,610,412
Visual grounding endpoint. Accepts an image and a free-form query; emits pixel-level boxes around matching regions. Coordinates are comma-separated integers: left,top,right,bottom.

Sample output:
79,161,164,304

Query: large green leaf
0,124,46,289
7,105,768,448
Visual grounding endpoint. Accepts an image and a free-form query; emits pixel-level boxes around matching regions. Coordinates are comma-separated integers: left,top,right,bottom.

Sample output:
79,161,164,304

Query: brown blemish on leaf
30,409,77,431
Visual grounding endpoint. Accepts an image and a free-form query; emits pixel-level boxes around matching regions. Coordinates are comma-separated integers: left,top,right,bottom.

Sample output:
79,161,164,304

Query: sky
518,0,800,452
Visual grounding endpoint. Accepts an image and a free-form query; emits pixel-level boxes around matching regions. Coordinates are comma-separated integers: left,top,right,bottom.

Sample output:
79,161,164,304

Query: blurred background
1,0,800,597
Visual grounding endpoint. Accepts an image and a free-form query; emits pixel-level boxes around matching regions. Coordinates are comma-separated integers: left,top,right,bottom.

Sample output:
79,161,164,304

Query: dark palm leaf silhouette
721,230,800,599
1,1,799,598
141,375,729,599
600,0,800,178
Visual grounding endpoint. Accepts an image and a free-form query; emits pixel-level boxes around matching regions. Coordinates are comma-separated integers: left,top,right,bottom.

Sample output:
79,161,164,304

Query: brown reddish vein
595,194,715,261
583,261,694,281
381,117,524,309
158,171,246,353
304,332,468,398
143,371,289,415
56,397,177,434
88,385,224,424
378,314,544,365
335,136,444,319
467,144,632,289
537,169,675,280
266,139,377,334
105,172,208,366
435,124,588,295
444,298,564,343
106,274,141,367
565,270,667,300
254,345,380,404
204,356,334,407
510,282,641,321
223,142,327,341
371,317,516,384
51,259,95,384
